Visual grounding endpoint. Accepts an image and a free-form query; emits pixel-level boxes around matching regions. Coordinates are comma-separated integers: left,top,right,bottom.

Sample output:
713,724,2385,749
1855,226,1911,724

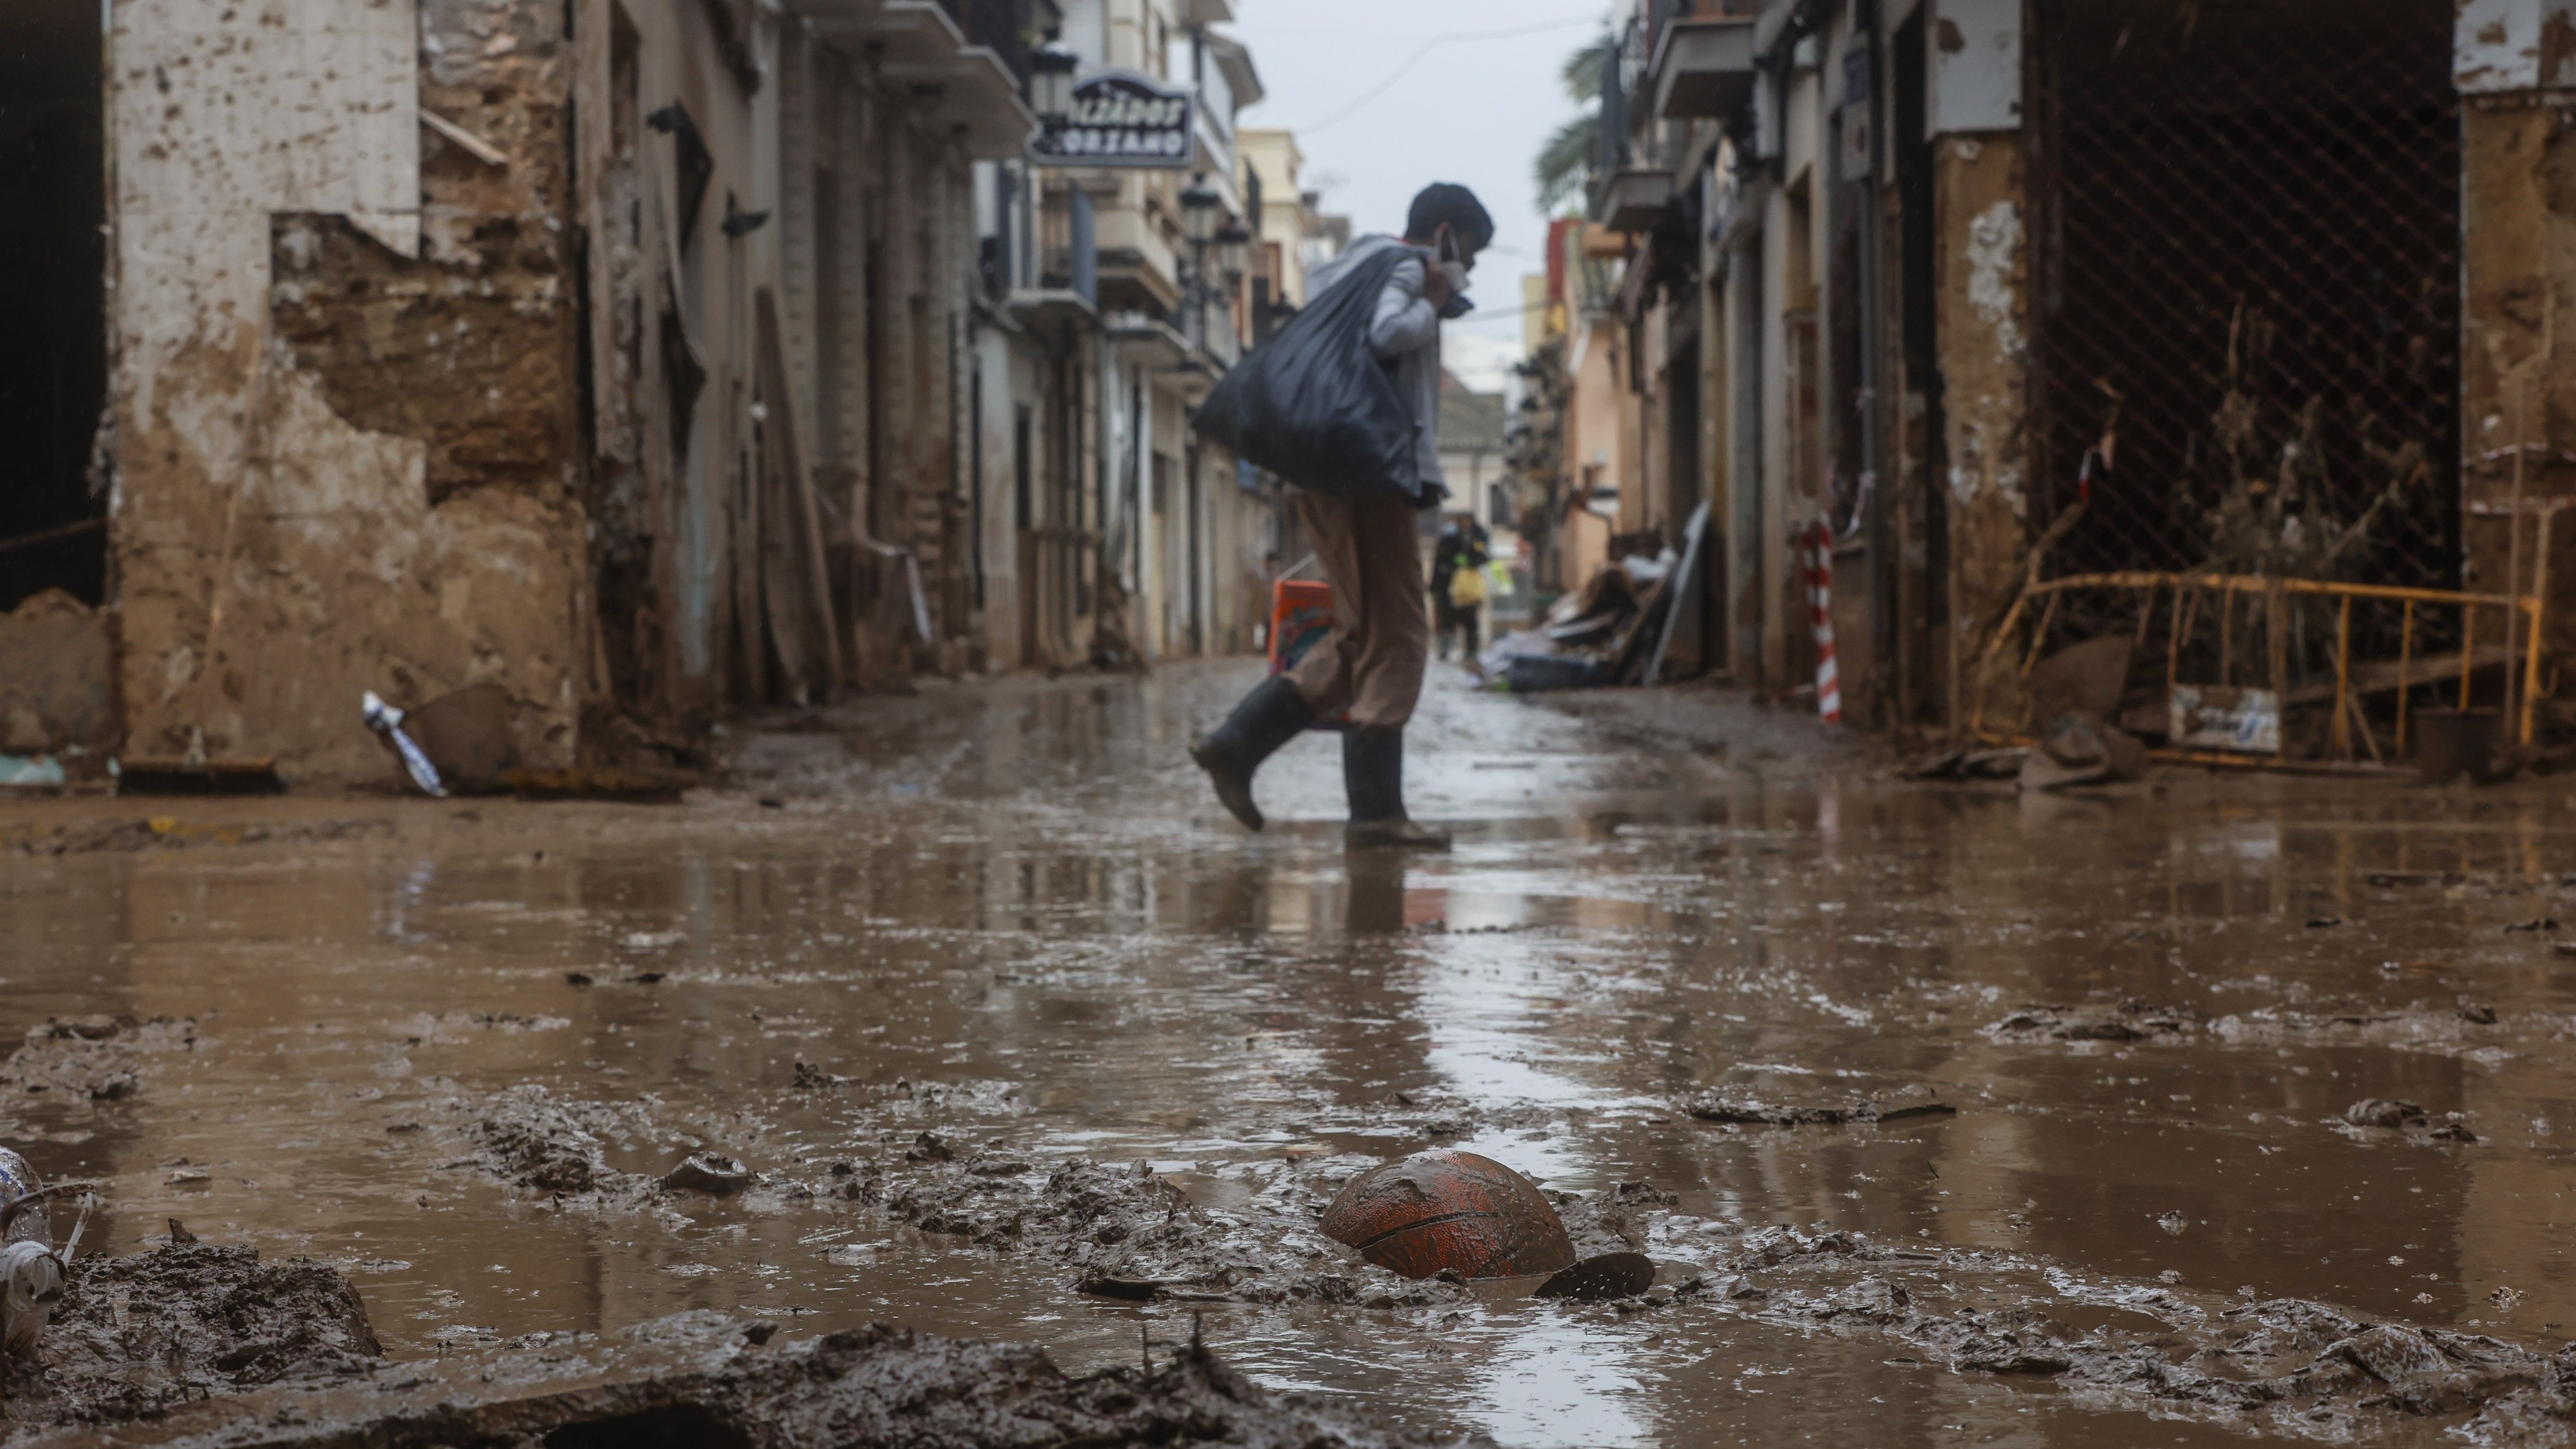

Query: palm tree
1534,40,1612,216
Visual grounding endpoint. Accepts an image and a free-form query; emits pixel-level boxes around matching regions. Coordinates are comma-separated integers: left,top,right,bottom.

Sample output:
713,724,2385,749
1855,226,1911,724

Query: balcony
1651,15,1758,120
792,0,1036,158
935,0,1055,89
1592,168,1675,234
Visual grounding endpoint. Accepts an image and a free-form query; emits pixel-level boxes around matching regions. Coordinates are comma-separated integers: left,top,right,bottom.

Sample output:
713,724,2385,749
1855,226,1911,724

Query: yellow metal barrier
1971,572,2549,765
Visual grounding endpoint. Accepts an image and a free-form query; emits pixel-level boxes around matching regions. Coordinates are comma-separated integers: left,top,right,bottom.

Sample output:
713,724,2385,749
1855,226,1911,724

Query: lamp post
1031,34,1079,127
1213,218,1251,347
1177,171,1222,348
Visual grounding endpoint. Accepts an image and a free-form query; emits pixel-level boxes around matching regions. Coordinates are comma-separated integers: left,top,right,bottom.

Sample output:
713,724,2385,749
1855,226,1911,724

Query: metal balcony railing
940,0,1036,88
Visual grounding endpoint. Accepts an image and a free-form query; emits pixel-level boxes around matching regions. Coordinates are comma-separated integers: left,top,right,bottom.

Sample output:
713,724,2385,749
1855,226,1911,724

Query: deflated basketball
1318,1150,1577,1281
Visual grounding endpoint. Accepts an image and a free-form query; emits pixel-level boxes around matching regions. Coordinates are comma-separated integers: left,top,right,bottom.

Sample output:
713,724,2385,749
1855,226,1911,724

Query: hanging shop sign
1033,71,1196,170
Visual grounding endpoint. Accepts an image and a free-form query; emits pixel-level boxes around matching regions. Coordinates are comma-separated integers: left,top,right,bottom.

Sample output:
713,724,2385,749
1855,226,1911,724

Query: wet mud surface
4,1242,382,1433
10,664,2576,1444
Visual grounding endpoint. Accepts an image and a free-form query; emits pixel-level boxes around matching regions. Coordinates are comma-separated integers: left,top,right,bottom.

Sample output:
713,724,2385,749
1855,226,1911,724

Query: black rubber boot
1341,728,1451,850
1189,676,1314,832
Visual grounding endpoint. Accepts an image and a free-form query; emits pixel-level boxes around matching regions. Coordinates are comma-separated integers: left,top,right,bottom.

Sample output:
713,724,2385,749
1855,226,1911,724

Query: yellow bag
1448,564,1488,609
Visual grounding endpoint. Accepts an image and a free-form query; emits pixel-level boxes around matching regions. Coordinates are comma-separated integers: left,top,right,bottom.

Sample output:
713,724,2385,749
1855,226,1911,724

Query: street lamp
1177,173,1222,347
1214,219,1251,282
1031,34,1079,123
1179,173,1222,246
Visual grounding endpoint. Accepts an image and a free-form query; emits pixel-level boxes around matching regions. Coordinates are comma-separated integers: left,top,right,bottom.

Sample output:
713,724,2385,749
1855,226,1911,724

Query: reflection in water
5,667,2576,1445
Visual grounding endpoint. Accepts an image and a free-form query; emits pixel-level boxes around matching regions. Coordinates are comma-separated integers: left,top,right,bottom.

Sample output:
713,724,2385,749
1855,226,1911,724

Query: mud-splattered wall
1933,134,2026,729
109,0,587,784
2458,1,2576,707
2460,101,2576,687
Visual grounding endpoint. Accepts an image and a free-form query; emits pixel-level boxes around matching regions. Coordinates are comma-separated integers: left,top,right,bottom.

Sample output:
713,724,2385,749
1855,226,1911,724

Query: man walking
1188,183,1492,849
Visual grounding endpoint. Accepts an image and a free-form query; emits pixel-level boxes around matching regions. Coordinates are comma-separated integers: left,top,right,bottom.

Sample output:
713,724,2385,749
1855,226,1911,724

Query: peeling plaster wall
110,0,587,782
1932,132,2027,730
2456,0,2576,95
2461,100,2576,665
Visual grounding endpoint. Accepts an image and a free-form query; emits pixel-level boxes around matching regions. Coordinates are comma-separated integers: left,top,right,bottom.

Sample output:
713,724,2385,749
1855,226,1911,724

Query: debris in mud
1683,1091,1955,1127
2,817,390,857
465,1084,659,1200
662,1152,754,1195
1551,1181,1664,1263
1320,1151,1577,1281
1901,745,2028,781
125,1314,1480,1449
2338,1100,2477,1143
843,1143,1575,1309
0,1241,380,1433
1695,1223,2576,1435
1533,1251,1657,1302
1981,1002,2194,1043
0,1015,199,1102
2155,1210,2189,1236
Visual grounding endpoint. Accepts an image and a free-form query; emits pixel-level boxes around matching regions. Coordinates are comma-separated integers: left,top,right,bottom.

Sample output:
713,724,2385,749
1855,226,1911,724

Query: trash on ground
0,756,68,792
1982,1003,2196,1043
1317,1150,1577,1281
661,1153,755,1195
2339,1100,2476,1142
2020,710,2150,792
1532,1251,1657,1302
1479,545,1687,695
114,755,286,796
1683,1093,1956,1127
392,682,519,795
1902,746,2027,781
361,691,445,797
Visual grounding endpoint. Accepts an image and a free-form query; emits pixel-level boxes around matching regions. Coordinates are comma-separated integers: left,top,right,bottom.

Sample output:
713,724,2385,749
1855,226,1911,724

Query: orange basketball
1318,1150,1577,1281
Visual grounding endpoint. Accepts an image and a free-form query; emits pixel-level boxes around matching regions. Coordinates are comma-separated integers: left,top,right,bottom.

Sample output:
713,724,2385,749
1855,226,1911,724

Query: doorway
0,0,108,611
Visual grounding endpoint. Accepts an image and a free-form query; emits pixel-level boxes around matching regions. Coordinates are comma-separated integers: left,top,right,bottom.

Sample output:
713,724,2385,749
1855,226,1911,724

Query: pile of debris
1483,508,1710,694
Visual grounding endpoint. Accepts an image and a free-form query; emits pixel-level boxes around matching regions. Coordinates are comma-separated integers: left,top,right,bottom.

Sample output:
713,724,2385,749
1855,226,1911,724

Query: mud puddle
7,664,2576,1444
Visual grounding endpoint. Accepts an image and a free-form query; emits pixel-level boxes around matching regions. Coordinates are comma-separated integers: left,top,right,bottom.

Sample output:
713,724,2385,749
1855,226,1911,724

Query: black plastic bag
1190,246,1425,504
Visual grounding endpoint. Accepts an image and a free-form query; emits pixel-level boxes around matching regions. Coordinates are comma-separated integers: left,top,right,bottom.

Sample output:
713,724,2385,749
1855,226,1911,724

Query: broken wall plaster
109,0,587,781
2458,0,2576,94
2461,102,2576,657
1935,132,2030,734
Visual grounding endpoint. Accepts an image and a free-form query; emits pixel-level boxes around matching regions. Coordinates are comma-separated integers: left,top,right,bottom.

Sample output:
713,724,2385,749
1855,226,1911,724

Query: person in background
1187,183,1493,850
1430,512,1490,674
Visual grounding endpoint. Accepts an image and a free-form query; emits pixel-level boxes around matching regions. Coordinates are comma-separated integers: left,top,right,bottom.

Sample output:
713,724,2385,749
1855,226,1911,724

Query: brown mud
8,664,2576,1445
33,1311,1479,1449
3,1242,381,1435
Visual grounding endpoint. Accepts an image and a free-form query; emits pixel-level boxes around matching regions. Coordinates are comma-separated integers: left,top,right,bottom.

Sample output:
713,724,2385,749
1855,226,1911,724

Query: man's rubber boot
1342,727,1452,850
1189,676,1313,832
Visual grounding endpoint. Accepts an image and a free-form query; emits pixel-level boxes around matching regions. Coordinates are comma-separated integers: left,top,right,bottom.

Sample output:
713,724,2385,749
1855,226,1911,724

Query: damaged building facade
0,0,1284,784
1522,0,2576,756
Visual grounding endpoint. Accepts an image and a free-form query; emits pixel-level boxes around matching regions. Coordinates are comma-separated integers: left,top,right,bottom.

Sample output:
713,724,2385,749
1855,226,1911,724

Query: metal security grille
2027,0,2461,595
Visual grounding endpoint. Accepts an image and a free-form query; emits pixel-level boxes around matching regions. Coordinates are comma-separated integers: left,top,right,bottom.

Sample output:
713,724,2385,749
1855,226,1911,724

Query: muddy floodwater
10,662,2576,1446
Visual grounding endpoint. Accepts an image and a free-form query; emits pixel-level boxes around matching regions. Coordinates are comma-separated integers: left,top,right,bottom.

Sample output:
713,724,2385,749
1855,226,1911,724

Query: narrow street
3,665,2570,1445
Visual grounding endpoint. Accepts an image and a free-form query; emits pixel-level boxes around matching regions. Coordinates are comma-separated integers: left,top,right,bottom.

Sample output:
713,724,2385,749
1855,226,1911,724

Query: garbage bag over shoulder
1190,246,1427,504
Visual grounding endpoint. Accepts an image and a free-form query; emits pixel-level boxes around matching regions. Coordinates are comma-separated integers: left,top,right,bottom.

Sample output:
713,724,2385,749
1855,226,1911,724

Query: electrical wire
1288,14,1606,135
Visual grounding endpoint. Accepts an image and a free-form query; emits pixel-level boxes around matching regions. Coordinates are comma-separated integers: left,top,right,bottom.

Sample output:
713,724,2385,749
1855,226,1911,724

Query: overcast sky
1227,0,1620,393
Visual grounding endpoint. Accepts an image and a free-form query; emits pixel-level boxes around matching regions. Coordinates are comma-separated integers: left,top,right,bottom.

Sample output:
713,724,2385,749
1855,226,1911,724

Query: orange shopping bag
1267,579,1349,730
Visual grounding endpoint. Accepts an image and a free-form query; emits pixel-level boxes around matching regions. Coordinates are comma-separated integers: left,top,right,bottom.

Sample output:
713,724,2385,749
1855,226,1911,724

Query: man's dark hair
1406,183,1494,251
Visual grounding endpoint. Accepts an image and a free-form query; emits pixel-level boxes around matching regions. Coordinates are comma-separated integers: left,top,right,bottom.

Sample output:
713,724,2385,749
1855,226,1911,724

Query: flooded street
6,661,2576,1445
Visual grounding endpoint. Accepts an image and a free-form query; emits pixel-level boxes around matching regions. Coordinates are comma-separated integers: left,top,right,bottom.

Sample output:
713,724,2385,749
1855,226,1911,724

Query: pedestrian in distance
1188,182,1494,850
1430,511,1491,676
